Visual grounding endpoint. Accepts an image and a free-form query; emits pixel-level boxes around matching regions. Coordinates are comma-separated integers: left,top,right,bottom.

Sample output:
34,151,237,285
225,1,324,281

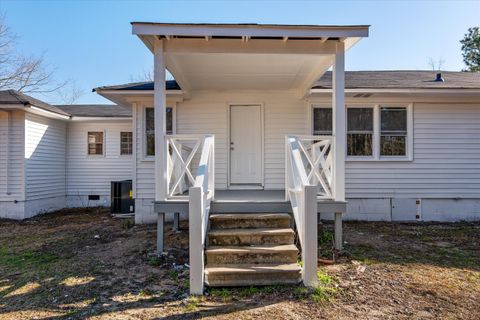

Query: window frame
311,104,413,161
142,106,176,161
87,131,105,156
120,131,133,156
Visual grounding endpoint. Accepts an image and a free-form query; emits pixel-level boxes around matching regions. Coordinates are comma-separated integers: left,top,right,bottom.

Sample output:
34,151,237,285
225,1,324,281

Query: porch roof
132,22,369,93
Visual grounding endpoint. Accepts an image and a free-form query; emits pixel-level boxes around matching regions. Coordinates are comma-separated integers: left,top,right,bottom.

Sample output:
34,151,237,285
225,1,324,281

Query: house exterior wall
133,90,314,223
133,92,480,223
342,102,480,221
0,110,25,219
66,120,133,208
24,112,67,217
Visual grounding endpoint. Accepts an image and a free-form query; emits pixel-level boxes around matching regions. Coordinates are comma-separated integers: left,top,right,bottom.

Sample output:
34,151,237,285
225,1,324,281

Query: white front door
230,105,263,186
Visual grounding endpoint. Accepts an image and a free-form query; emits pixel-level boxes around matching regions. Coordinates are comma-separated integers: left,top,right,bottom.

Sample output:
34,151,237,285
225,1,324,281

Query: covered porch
132,22,369,294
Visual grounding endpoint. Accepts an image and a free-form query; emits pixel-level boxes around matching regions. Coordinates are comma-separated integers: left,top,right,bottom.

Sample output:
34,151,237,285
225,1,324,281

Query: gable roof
0,90,71,116
55,104,132,117
313,71,480,90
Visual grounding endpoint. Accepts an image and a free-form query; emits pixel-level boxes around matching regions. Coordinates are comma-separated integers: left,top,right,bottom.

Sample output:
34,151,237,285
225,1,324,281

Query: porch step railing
166,134,210,200
188,134,215,295
285,135,334,287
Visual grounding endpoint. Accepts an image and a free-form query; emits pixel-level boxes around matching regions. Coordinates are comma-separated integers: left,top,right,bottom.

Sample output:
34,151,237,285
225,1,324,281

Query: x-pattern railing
166,135,205,199
291,135,334,199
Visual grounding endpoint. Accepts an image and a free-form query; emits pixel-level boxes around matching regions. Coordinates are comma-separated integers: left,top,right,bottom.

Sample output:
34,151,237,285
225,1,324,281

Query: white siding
0,110,25,201
66,120,133,205
346,103,480,199
25,112,66,201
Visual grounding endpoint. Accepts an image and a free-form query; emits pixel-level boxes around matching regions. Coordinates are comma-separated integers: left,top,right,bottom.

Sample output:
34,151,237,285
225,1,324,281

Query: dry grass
0,208,479,319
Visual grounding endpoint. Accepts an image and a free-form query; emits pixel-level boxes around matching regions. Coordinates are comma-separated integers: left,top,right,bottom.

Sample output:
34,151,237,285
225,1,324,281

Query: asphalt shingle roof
0,90,71,116
94,71,480,92
55,104,132,117
313,71,480,89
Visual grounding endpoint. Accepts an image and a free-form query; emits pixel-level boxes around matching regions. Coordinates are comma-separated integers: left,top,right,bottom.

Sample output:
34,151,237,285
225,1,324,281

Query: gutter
70,116,132,121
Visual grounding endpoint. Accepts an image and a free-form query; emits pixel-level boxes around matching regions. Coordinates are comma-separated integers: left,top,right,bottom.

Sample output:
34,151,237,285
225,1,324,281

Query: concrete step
205,263,301,287
209,213,291,229
206,244,298,265
208,228,295,246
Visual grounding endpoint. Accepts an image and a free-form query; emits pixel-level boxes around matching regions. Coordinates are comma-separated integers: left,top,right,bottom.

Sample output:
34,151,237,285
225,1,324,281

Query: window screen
145,107,173,157
380,107,407,156
88,132,103,155
347,108,373,156
120,132,133,155
313,108,333,135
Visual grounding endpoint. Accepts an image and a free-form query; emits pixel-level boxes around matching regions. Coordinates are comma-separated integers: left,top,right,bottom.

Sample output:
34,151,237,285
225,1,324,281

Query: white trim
95,89,183,95
86,130,106,158
132,22,369,38
227,103,265,189
71,116,132,121
28,105,71,120
310,88,480,94
141,105,176,162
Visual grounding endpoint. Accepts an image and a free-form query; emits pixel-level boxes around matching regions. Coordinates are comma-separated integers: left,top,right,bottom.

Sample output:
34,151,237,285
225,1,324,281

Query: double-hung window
88,132,104,155
145,107,173,157
312,104,411,160
120,132,133,155
313,108,333,135
347,107,374,157
380,106,407,157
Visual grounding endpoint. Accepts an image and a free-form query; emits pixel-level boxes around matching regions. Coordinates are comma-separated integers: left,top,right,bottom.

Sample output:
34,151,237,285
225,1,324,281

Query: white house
2,22,480,293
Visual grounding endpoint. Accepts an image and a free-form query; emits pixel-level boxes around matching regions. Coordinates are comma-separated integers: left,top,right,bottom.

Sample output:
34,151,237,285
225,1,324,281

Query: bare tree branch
428,57,445,71
0,12,67,93
56,80,85,104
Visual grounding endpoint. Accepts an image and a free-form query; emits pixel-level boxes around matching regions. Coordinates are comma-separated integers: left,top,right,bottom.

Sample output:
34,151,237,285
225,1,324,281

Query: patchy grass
0,209,479,319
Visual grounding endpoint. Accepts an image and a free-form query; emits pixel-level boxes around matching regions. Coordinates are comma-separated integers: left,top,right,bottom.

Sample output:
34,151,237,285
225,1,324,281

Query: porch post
332,41,345,251
332,41,346,202
154,39,167,201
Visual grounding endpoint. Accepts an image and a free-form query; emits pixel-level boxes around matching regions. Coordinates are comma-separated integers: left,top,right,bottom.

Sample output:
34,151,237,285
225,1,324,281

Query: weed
293,286,309,300
167,269,178,280
311,285,337,304
185,295,199,311
147,256,162,266
239,286,258,298
258,286,275,294
122,218,134,230
0,247,59,270
317,270,333,286
209,288,232,302
139,289,154,297
318,230,334,258
311,270,337,304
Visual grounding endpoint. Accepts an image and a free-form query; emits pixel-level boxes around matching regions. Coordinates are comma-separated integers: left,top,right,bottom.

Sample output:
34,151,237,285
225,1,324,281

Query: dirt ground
0,208,479,320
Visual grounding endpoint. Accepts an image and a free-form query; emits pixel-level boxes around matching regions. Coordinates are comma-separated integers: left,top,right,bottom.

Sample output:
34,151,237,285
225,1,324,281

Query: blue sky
1,0,479,104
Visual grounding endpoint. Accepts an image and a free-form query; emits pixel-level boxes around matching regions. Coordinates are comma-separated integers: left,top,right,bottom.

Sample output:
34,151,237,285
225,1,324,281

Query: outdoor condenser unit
111,180,135,214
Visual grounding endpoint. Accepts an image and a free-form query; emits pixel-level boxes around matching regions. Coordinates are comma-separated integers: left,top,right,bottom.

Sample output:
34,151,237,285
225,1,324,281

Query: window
380,107,407,156
313,108,332,135
88,132,103,155
145,107,173,157
312,104,411,160
120,132,133,155
347,107,373,156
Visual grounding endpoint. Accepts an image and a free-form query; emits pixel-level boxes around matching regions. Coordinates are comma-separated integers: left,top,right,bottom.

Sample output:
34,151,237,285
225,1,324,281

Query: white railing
286,135,333,287
166,135,206,199
188,134,215,295
286,135,334,199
